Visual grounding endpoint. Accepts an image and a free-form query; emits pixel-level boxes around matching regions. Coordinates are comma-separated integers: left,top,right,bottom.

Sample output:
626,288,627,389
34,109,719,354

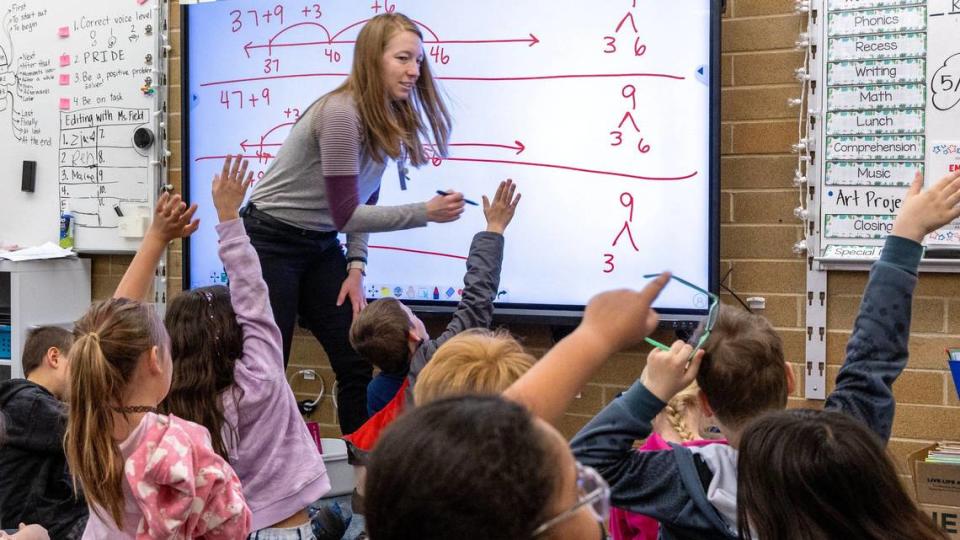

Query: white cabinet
0,258,91,380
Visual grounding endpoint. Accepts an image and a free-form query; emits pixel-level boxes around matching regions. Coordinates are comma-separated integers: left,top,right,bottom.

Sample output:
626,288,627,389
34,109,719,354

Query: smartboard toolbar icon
695,65,708,85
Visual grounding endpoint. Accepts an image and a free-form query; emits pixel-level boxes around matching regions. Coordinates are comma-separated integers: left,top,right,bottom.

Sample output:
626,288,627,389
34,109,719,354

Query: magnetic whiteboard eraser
21,161,36,192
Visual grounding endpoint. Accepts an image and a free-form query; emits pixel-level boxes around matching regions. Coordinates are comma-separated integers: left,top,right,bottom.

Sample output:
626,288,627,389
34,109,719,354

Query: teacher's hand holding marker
428,190,468,221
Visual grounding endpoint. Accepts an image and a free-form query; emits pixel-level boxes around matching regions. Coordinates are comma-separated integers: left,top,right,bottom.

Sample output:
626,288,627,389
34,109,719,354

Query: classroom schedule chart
820,1,927,259
818,0,960,260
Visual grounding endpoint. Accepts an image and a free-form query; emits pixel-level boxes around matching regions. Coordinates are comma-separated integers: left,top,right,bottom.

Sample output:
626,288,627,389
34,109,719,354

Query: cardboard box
910,444,960,507
921,503,960,539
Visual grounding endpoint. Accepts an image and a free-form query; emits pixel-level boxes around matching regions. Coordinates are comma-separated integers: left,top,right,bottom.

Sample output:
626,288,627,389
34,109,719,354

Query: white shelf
0,258,91,379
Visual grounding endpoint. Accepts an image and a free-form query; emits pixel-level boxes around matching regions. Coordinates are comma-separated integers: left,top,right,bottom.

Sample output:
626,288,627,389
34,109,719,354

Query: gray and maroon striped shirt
249,91,429,260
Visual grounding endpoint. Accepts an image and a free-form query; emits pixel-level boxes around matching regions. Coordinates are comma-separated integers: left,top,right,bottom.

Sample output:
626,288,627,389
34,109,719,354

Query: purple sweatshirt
216,219,331,530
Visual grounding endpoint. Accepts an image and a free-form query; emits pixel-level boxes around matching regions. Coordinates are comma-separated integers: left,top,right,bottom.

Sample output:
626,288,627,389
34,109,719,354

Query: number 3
603,36,616,53
603,253,615,273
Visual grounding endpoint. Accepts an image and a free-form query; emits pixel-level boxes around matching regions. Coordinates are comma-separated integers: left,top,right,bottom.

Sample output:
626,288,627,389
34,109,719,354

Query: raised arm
503,274,695,427
826,170,960,441
213,156,285,378
431,180,521,346
114,193,198,300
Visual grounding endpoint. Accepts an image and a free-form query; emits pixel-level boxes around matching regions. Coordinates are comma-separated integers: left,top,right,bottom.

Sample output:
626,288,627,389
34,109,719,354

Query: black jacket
0,379,87,539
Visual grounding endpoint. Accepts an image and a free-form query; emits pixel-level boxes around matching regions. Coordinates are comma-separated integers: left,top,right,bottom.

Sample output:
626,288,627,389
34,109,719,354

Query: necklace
112,405,159,414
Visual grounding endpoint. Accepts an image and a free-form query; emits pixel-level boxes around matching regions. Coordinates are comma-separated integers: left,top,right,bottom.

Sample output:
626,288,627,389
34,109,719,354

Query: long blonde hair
332,12,451,166
65,298,168,528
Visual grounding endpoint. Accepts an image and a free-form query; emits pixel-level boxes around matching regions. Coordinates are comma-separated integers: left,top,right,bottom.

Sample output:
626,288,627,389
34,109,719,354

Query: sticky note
59,74,70,86
58,26,70,38
59,98,71,110
59,54,70,67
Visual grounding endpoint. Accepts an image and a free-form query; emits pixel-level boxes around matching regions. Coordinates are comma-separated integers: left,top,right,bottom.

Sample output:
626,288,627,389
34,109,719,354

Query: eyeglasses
532,462,610,537
642,273,719,355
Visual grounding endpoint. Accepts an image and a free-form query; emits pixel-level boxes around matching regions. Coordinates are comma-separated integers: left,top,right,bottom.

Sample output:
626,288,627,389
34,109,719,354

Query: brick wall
84,0,960,475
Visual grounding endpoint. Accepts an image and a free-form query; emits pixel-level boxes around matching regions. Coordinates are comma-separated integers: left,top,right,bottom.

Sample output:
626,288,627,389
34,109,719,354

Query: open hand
337,269,367,319
148,192,199,243
213,155,254,222
483,179,521,234
892,170,960,242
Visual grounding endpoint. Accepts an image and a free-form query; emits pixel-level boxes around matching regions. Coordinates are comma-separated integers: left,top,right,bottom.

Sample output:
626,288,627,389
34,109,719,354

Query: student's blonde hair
331,12,451,166
662,381,701,442
414,329,534,406
65,298,168,528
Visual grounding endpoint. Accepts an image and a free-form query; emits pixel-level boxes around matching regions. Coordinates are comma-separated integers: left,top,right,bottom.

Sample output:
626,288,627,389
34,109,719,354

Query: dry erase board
182,0,720,318
0,0,168,253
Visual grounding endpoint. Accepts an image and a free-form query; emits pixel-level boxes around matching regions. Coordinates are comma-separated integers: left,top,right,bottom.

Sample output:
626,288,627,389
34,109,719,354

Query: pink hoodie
82,413,251,539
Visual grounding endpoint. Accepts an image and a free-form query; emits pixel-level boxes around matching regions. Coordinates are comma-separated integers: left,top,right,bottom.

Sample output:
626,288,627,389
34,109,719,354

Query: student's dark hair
349,297,412,374
161,286,243,459
738,409,947,540
21,326,74,376
65,298,168,528
697,305,787,428
365,395,557,540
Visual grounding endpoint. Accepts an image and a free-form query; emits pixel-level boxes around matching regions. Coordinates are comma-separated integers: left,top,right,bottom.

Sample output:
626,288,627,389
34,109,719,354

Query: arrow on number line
448,140,526,155
243,33,539,56
239,139,283,152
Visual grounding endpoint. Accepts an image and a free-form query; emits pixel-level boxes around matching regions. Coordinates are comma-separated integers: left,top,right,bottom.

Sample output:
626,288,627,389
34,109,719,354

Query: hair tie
87,331,101,343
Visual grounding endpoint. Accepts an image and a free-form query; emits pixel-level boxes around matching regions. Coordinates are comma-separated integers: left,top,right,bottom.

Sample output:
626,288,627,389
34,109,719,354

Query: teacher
240,12,465,434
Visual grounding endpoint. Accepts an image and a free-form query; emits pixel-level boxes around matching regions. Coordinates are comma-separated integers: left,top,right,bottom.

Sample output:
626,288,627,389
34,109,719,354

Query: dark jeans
242,205,371,434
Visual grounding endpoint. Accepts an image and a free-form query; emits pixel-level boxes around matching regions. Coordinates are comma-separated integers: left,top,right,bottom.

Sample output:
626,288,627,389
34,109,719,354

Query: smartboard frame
181,0,722,322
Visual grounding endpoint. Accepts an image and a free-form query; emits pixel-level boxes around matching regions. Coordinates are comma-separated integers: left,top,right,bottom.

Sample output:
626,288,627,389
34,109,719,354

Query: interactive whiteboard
183,0,720,317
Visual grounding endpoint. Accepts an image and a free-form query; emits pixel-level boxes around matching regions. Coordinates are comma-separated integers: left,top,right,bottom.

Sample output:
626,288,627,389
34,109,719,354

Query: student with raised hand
243,12,466,435
556,169,960,540
0,327,87,539
363,278,673,540
65,298,250,538
116,157,344,538
737,410,947,540
731,172,960,540
344,179,520,453
503,273,674,427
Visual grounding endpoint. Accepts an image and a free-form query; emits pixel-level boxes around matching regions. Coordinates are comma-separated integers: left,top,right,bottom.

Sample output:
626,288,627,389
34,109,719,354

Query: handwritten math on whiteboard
184,0,718,313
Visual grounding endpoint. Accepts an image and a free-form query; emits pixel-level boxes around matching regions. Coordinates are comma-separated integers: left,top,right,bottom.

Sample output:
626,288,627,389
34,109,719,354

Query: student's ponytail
64,298,167,528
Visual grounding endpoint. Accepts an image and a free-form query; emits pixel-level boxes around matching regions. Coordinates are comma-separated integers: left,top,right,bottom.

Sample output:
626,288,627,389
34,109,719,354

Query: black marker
436,190,478,206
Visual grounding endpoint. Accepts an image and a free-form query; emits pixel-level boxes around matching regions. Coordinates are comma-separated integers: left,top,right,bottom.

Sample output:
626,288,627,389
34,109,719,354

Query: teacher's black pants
241,204,371,435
